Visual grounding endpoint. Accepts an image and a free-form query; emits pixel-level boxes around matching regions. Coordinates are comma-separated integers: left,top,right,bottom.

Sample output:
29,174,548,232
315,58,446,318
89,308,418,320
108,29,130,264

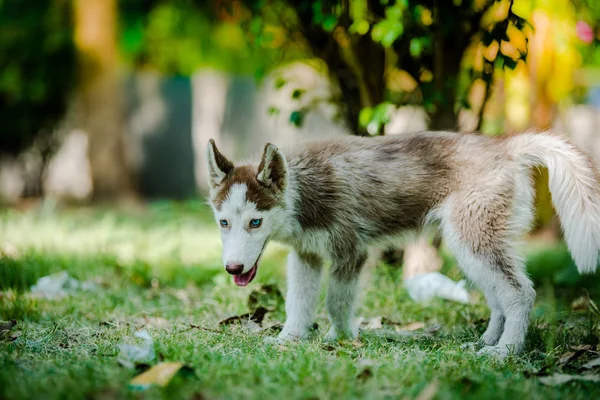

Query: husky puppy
206,131,600,358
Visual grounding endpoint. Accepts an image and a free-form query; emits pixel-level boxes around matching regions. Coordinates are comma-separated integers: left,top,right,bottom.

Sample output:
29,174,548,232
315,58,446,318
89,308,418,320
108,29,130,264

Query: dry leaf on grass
0,320,19,342
219,306,270,327
356,367,373,382
247,284,284,311
539,373,600,386
415,380,440,400
129,362,193,390
583,357,600,369
359,316,383,330
0,320,16,334
397,322,426,332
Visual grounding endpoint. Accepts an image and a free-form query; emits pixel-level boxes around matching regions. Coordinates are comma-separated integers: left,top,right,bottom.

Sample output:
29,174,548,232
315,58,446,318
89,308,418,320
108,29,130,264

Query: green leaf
312,1,324,24
358,107,374,127
371,21,388,42
385,5,403,21
289,111,304,127
349,20,370,35
322,15,338,32
410,38,423,57
267,106,280,116
381,23,403,47
291,89,306,100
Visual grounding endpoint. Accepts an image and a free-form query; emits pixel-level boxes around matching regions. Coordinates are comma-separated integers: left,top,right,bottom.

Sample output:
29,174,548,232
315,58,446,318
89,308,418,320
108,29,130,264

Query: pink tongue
233,265,257,287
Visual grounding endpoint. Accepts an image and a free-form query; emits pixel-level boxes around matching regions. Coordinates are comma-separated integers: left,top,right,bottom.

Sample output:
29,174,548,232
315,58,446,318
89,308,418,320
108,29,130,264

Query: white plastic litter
30,271,98,300
404,272,471,304
117,330,156,369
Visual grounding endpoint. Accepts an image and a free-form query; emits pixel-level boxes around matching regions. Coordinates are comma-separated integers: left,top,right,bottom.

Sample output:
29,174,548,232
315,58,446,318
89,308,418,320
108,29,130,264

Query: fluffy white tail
507,132,600,274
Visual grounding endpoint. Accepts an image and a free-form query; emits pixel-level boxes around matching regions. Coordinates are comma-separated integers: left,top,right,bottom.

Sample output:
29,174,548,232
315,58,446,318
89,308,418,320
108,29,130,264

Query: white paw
477,345,509,360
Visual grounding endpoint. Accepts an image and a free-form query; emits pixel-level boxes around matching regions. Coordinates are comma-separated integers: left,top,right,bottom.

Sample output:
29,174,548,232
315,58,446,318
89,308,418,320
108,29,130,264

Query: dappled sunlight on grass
1,201,600,399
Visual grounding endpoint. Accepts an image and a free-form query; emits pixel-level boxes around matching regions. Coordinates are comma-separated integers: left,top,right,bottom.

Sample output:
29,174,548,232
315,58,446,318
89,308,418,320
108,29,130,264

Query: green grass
1,200,600,400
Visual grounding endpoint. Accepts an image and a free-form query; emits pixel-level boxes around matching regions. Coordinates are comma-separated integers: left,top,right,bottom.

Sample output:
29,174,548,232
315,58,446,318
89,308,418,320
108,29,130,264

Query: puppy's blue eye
250,218,262,228
219,220,228,228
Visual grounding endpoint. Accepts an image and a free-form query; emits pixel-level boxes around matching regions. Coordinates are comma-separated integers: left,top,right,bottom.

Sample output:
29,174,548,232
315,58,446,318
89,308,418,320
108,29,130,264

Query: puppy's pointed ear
206,139,234,189
257,143,287,192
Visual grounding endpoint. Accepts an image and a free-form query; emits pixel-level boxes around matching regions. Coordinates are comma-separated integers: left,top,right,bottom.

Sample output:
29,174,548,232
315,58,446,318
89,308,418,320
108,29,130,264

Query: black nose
225,263,244,275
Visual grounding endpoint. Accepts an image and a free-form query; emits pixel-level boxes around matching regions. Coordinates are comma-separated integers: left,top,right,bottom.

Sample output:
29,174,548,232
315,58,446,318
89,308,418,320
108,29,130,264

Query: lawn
1,199,600,400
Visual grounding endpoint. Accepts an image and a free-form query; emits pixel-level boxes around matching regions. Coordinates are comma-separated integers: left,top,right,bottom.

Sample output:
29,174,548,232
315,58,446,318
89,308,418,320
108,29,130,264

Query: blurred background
0,0,599,209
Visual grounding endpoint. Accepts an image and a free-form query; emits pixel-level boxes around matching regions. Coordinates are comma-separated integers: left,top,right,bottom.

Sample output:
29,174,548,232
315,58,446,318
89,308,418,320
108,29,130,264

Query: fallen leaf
571,345,593,352
583,357,600,369
360,316,383,330
356,367,373,382
558,351,578,365
141,316,170,328
539,373,600,386
321,344,336,352
219,306,270,327
415,380,440,400
247,284,284,311
0,320,16,336
571,295,590,311
559,346,593,366
397,322,426,332
129,362,187,390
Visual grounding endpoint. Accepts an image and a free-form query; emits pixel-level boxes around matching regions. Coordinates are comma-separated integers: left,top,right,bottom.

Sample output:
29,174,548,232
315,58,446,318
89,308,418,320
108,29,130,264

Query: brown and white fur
206,131,600,358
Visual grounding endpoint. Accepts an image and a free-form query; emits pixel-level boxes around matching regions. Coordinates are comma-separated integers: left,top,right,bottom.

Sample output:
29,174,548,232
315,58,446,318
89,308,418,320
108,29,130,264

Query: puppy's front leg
278,251,323,341
325,251,367,341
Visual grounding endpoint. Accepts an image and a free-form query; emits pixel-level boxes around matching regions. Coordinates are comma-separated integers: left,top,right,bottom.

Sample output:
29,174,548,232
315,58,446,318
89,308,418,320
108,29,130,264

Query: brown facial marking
212,165,283,211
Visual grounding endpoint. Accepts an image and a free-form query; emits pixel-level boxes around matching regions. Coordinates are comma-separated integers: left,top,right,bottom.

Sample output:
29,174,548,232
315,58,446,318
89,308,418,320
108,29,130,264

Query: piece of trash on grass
30,271,98,300
117,330,156,369
129,362,191,390
539,373,600,386
404,272,470,304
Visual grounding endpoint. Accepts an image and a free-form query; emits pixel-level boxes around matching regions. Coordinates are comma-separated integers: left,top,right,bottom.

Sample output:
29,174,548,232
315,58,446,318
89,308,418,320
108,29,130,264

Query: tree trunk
73,0,136,202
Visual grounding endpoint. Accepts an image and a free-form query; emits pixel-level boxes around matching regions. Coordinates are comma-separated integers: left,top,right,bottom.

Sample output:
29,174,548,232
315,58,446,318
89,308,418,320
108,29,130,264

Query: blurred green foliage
241,0,530,134
118,0,307,77
0,0,76,156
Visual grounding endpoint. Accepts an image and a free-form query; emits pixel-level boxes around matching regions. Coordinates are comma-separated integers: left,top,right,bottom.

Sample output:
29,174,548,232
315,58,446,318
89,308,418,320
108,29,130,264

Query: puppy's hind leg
442,193,535,358
481,291,505,346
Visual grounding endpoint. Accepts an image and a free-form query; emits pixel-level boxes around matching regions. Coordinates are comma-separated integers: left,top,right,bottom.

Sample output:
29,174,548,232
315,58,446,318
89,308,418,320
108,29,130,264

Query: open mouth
233,263,258,287
232,239,268,287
